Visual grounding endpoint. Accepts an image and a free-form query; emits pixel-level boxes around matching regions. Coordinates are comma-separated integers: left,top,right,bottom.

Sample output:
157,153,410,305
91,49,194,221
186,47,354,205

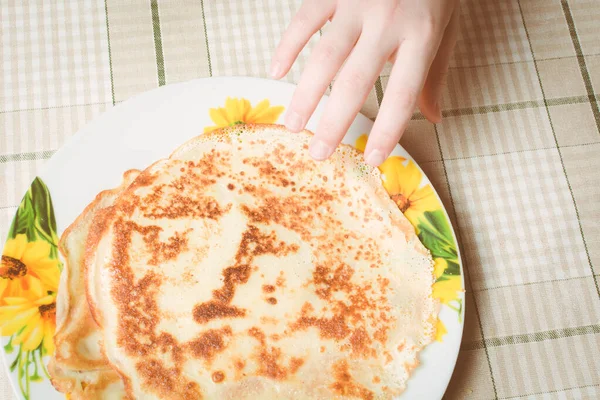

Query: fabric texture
1,0,599,399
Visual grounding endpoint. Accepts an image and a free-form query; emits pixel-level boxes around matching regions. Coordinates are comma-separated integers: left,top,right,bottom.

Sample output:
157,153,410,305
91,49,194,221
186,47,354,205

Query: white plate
1,77,464,399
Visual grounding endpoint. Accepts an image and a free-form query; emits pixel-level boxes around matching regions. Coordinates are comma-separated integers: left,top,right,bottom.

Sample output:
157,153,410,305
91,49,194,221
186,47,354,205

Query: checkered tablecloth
1,1,599,399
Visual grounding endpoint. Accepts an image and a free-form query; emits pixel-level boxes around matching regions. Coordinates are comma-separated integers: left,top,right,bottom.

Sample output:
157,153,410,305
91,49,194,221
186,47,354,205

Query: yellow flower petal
2,297,30,306
0,279,8,299
386,160,423,199
22,240,52,264
435,318,447,342
254,106,284,124
208,107,231,128
15,315,38,347
22,275,45,299
204,98,285,132
240,98,252,121
408,185,441,213
29,265,60,293
247,99,270,120
433,258,448,279
0,303,27,319
33,295,55,306
42,318,55,354
224,97,240,123
0,307,38,335
247,100,284,124
15,312,40,345
432,275,462,305
405,203,438,225
22,320,44,351
379,156,408,195
1,236,61,297
2,234,28,259
354,135,368,153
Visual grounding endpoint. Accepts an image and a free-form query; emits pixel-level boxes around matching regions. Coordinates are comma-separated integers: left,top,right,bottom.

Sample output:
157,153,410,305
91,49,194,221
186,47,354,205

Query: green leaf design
415,210,459,264
2,177,61,399
443,260,461,277
7,192,34,240
416,210,463,328
7,177,60,260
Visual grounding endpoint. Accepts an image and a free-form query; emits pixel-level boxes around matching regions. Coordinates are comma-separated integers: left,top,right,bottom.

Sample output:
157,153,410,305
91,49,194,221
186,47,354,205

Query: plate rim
1,76,465,400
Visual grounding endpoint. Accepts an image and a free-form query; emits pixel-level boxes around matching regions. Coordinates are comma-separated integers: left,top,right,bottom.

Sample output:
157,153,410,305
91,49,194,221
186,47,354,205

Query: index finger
271,0,335,79
364,37,440,167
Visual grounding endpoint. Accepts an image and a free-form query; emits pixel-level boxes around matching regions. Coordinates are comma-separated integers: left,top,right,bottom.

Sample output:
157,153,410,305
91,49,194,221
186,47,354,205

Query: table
1,1,599,399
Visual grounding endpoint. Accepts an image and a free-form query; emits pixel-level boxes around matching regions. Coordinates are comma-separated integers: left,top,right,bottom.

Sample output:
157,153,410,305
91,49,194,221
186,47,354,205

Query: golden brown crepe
49,171,139,399
52,124,437,400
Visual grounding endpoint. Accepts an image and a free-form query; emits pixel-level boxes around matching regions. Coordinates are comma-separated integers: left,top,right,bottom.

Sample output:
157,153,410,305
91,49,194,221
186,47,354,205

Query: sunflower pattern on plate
204,97,285,133
0,178,61,400
355,135,463,342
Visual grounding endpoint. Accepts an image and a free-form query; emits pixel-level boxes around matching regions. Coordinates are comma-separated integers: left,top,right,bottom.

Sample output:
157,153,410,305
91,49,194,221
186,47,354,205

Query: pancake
85,124,437,399
49,170,139,399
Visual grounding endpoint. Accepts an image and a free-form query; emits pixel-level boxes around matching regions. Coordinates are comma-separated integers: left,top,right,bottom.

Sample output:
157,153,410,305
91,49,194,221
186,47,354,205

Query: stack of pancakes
49,125,437,400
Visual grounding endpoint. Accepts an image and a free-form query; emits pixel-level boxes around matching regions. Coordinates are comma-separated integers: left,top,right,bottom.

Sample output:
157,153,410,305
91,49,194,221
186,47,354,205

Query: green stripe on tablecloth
410,95,600,122
561,0,600,135
0,150,56,163
474,274,599,292
0,102,111,115
448,54,600,71
433,123,499,398
462,324,600,351
442,95,599,118
375,77,384,106
104,0,115,105
518,0,600,300
200,0,212,77
1,94,597,119
417,141,600,165
151,0,166,86
500,384,600,400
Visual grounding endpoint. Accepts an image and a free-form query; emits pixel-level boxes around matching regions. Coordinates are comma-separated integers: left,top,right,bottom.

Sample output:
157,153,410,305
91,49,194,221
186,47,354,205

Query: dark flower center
391,193,410,213
0,255,27,279
39,303,56,319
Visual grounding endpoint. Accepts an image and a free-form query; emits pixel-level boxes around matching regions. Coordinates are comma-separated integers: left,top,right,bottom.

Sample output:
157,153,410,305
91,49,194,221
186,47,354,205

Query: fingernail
365,149,386,167
309,137,334,161
270,61,281,79
285,110,303,132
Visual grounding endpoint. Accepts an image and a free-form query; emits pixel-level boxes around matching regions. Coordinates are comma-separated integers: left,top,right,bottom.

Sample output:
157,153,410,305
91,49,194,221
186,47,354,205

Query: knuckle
292,8,315,30
379,129,400,143
316,41,338,63
418,15,439,42
319,118,338,136
388,87,418,111
339,69,371,93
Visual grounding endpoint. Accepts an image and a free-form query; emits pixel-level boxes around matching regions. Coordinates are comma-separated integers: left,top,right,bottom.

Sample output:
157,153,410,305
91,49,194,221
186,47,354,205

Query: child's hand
271,0,459,166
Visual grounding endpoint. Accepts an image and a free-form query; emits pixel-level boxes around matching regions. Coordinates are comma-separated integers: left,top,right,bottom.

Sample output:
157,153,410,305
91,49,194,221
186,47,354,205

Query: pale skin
271,0,460,167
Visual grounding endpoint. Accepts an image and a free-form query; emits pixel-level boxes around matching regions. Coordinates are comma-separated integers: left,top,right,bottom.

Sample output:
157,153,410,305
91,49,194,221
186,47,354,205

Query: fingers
364,37,441,167
270,0,335,79
309,33,393,160
284,14,361,132
418,7,460,123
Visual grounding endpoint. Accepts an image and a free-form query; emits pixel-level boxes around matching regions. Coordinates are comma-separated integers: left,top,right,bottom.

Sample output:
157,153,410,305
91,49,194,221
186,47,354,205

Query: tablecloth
1,0,599,399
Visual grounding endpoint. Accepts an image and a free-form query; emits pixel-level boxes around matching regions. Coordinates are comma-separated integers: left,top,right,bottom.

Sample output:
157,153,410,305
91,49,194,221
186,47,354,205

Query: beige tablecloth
1,0,599,399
